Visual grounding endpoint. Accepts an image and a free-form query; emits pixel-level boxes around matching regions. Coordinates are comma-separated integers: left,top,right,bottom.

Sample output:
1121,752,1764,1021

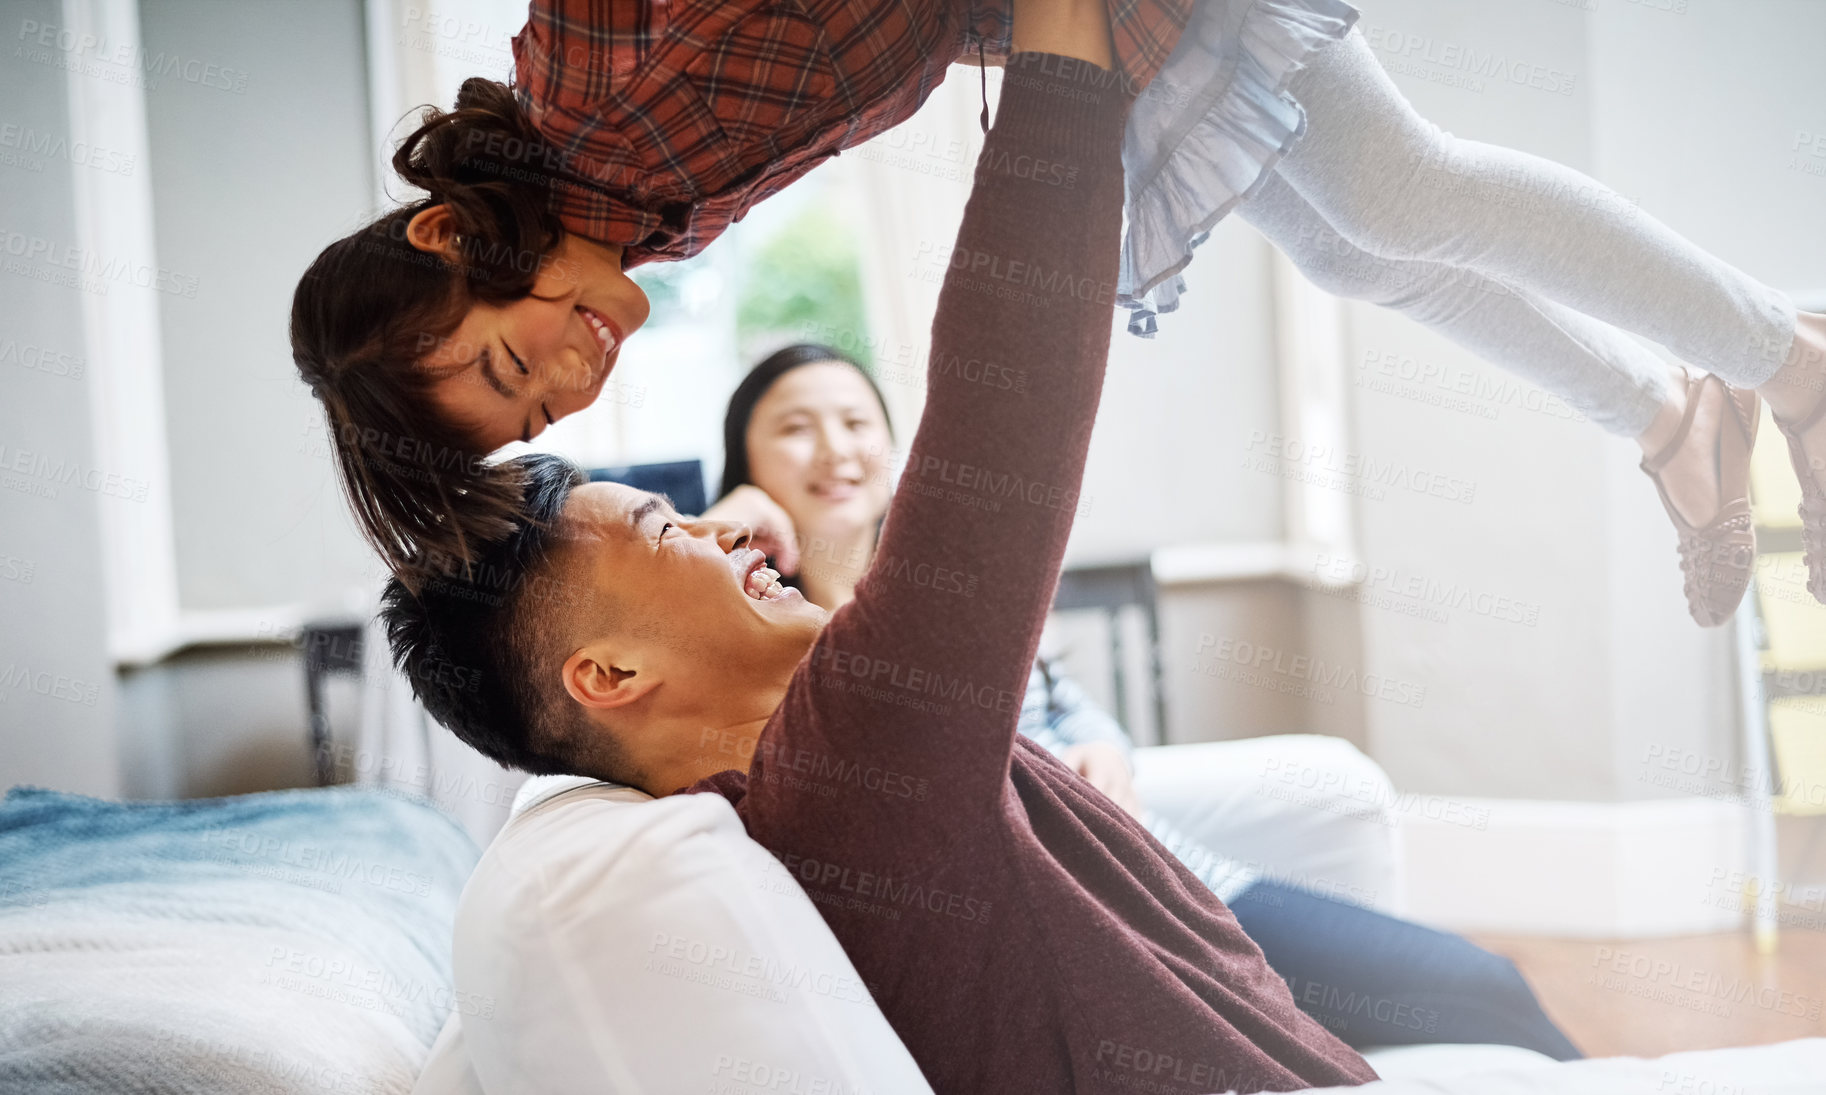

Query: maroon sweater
692,52,1377,1095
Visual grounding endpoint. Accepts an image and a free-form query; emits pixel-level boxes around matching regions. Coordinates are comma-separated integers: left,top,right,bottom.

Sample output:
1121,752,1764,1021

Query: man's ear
405,204,462,258
562,644,661,712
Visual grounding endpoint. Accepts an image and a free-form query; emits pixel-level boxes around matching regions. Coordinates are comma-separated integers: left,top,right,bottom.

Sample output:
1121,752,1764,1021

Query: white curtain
363,0,527,209
61,0,180,666
356,613,527,847
845,61,1005,436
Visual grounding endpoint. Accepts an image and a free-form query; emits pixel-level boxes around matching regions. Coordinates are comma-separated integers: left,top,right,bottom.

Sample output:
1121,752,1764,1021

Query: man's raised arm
741,47,1131,844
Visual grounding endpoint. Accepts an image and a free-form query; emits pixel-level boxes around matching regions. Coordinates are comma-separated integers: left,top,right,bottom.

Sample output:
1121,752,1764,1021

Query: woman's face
420,226,652,452
745,362,893,539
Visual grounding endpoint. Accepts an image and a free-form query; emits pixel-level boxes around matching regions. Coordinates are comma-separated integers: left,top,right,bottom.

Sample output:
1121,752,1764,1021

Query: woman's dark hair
291,77,580,587
718,343,893,499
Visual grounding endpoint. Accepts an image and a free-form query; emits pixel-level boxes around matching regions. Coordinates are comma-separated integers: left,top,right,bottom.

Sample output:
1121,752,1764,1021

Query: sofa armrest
1131,735,1403,913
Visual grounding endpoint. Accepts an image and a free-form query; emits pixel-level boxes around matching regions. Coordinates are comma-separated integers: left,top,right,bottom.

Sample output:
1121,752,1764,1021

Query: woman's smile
571,304,623,395
807,479,861,503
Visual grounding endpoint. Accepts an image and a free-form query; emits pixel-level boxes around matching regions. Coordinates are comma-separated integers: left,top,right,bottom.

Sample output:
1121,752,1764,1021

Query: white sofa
413,737,1826,1093
1132,734,1404,914
1346,1039,1826,1094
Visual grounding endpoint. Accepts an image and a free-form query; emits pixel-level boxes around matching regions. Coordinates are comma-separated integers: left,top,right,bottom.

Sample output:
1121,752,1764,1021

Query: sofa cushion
1295,1038,1826,1094
1360,1042,1559,1080
412,779,933,1093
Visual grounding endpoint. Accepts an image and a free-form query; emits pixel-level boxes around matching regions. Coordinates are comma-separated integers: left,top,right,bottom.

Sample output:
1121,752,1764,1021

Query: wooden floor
1473,930,1826,1059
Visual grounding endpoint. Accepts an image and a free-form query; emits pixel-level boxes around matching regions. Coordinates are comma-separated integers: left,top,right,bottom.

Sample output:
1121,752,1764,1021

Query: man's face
546,482,828,758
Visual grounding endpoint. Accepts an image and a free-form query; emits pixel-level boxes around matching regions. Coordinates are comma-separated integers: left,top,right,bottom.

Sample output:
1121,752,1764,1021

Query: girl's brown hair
291,77,578,587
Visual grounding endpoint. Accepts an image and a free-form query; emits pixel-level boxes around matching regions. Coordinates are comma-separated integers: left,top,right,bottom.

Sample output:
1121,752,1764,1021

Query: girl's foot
1757,311,1826,602
1638,369,1759,627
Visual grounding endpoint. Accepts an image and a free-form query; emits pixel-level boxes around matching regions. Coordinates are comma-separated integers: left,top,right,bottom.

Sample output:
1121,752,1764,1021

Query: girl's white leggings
1240,28,1796,437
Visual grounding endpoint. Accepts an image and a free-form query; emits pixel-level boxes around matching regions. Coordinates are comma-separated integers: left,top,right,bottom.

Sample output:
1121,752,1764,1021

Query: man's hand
700,485,802,576
1012,0,1114,70
1060,741,1143,819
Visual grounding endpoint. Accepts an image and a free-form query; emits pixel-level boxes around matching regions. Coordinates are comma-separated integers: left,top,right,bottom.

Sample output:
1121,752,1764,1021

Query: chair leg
1146,601,1167,748
1734,583,1780,953
307,687,332,787
1109,608,1129,743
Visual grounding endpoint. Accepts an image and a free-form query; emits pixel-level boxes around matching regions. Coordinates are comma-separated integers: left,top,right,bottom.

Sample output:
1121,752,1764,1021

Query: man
387,6,1378,1091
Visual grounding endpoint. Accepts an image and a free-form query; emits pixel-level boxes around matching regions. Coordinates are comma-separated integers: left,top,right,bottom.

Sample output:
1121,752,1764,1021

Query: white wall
1044,0,1826,803
1586,0,1826,801
0,0,123,796
141,0,378,619
1337,0,1610,799
1341,0,1826,801
1072,221,1288,558
1,0,387,797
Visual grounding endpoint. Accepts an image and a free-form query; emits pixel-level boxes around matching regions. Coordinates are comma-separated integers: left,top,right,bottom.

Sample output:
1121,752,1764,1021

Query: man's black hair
379,452,603,775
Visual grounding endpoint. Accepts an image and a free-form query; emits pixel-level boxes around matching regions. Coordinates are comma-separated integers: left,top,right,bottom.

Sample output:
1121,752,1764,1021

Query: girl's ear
405,204,462,258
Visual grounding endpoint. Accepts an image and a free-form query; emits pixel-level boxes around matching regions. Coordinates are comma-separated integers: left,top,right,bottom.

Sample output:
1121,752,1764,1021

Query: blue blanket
0,785,480,1093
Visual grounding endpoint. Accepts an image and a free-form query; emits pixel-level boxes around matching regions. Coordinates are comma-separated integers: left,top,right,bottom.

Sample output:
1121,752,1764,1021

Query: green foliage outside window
735,201,873,367
628,253,704,329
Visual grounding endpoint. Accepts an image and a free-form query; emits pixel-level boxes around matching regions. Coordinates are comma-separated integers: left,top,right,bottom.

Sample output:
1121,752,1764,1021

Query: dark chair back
1053,562,1167,747
301,621,365,785
586,460,708,515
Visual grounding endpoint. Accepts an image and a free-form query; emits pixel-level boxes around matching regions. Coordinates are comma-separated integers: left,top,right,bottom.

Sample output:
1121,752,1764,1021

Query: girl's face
421,228,652,452
745,362,892,541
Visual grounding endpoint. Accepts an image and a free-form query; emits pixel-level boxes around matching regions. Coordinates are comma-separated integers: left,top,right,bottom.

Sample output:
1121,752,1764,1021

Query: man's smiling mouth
745,566,787,600
735,548,795,602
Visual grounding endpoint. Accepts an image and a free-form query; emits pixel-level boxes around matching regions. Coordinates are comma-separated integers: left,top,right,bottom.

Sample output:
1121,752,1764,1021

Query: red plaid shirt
512,0,1191,268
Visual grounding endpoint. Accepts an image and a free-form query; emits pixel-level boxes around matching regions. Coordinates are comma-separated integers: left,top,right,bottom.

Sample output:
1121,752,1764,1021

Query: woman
292,0,1824,625
702,342,1583,1058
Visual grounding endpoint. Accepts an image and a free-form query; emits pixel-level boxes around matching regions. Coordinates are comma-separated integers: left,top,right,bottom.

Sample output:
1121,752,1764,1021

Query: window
526,160,877,495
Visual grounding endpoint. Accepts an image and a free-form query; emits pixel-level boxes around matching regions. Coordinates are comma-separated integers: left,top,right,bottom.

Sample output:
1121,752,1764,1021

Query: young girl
292,0,1826,627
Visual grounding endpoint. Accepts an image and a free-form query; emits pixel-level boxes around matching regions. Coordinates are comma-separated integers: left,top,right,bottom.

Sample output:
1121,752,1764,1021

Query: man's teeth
745,566,783,600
